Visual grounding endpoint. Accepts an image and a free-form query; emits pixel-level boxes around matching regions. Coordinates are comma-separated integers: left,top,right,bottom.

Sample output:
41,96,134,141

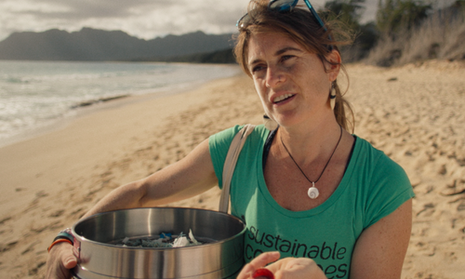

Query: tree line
321,0,465,66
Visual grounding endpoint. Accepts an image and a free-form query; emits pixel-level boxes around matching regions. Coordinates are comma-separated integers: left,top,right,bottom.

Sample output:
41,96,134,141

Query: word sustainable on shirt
246,225,348,279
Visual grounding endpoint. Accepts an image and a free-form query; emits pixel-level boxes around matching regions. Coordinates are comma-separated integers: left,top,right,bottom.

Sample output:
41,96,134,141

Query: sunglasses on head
237,0,332,48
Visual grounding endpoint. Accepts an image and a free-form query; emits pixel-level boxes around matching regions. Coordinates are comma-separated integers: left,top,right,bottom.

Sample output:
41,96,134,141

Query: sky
0,0,457,42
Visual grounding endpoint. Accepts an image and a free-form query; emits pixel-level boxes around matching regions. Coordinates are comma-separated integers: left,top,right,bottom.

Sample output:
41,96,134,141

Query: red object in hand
252,268,275,279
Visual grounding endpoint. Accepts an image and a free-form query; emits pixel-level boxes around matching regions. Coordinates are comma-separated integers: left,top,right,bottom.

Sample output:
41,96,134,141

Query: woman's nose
265,65,284,88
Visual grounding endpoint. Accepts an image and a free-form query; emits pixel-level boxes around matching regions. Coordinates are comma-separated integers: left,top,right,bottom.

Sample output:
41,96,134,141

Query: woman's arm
82,138,217,218
46,138,218,279
350,199,413,278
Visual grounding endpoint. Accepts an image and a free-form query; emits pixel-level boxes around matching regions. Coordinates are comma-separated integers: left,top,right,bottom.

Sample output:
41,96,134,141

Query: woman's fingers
237,252,280,279
249,251,281,269
46,242,77,279
268,257,327,279
61,246,78,269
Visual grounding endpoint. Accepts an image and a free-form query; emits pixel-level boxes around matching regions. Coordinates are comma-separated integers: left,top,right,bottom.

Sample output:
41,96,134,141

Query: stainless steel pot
71,207,246,279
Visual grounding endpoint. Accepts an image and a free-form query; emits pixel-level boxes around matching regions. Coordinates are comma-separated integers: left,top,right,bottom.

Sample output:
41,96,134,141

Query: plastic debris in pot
118,229,202,248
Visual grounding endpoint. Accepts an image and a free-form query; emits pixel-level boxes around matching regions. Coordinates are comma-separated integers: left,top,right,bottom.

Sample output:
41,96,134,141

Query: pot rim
72,207,246,250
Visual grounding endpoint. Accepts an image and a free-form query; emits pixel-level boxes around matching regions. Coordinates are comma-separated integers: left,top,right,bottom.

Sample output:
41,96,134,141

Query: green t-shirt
209,125,414,279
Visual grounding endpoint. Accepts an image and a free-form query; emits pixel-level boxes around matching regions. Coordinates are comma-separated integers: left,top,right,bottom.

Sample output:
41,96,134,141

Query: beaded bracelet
47,228,74,252
47,238,73,252
53,228,74,244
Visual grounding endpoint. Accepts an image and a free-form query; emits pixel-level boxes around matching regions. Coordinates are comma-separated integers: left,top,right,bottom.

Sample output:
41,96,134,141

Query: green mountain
0,28,235,62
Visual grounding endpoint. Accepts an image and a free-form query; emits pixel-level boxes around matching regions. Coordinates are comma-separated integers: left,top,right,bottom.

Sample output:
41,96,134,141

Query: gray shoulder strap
218,124,256,213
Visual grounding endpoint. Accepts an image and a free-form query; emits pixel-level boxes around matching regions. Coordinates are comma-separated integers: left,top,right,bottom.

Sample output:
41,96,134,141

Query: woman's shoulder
352,135,409,180
208,124,268,188
209,124,268,145
354,136,396,163
350,136,414,228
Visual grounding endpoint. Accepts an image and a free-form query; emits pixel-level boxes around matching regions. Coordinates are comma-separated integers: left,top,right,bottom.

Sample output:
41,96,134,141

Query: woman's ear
325,50,341,81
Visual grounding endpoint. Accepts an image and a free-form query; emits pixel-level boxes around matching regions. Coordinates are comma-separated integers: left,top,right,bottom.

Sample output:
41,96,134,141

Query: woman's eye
281,55,294,62
251,65,265,73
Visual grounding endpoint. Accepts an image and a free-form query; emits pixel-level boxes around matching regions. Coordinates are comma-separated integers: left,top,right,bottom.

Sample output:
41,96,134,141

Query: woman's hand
238,251,281,279
45,242,77,279
237,251,327,279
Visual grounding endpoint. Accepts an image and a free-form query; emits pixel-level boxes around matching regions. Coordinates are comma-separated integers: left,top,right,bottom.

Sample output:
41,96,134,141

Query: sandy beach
0,60,464,278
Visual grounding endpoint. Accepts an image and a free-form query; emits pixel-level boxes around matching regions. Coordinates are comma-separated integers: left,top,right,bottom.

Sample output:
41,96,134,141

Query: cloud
0,0,393,42
0,0,252,40
14,0,165,19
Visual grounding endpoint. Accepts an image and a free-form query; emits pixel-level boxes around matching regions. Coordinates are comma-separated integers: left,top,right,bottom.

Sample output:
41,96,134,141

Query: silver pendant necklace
280,125,343,199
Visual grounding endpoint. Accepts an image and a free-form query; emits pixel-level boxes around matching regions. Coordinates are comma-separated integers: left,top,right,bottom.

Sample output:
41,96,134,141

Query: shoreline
0,72,258,214
0,60,464,278
0,62,241,149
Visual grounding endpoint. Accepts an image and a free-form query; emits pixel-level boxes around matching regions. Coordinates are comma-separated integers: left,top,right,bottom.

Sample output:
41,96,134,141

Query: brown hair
234,0,354,132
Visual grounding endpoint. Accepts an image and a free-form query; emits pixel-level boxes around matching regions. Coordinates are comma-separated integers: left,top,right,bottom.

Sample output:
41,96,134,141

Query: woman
46,0,414,278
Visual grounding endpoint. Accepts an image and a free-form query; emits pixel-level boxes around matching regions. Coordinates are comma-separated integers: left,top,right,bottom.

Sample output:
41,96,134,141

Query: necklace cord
281,125,343,185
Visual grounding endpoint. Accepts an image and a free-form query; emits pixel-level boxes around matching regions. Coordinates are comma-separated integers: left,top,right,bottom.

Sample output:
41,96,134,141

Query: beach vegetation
320,0,380,62
376,0,432,35
363,0,465,66
320,0,465,66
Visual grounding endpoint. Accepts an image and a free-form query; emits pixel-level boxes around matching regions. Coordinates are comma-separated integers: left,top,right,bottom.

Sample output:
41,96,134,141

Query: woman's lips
273,93,295,104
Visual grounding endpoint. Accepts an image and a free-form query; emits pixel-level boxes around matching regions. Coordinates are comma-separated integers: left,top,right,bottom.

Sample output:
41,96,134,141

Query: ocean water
0,61,241,146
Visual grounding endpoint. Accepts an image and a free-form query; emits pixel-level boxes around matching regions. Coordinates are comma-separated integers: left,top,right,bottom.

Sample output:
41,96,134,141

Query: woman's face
246,31,340,129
